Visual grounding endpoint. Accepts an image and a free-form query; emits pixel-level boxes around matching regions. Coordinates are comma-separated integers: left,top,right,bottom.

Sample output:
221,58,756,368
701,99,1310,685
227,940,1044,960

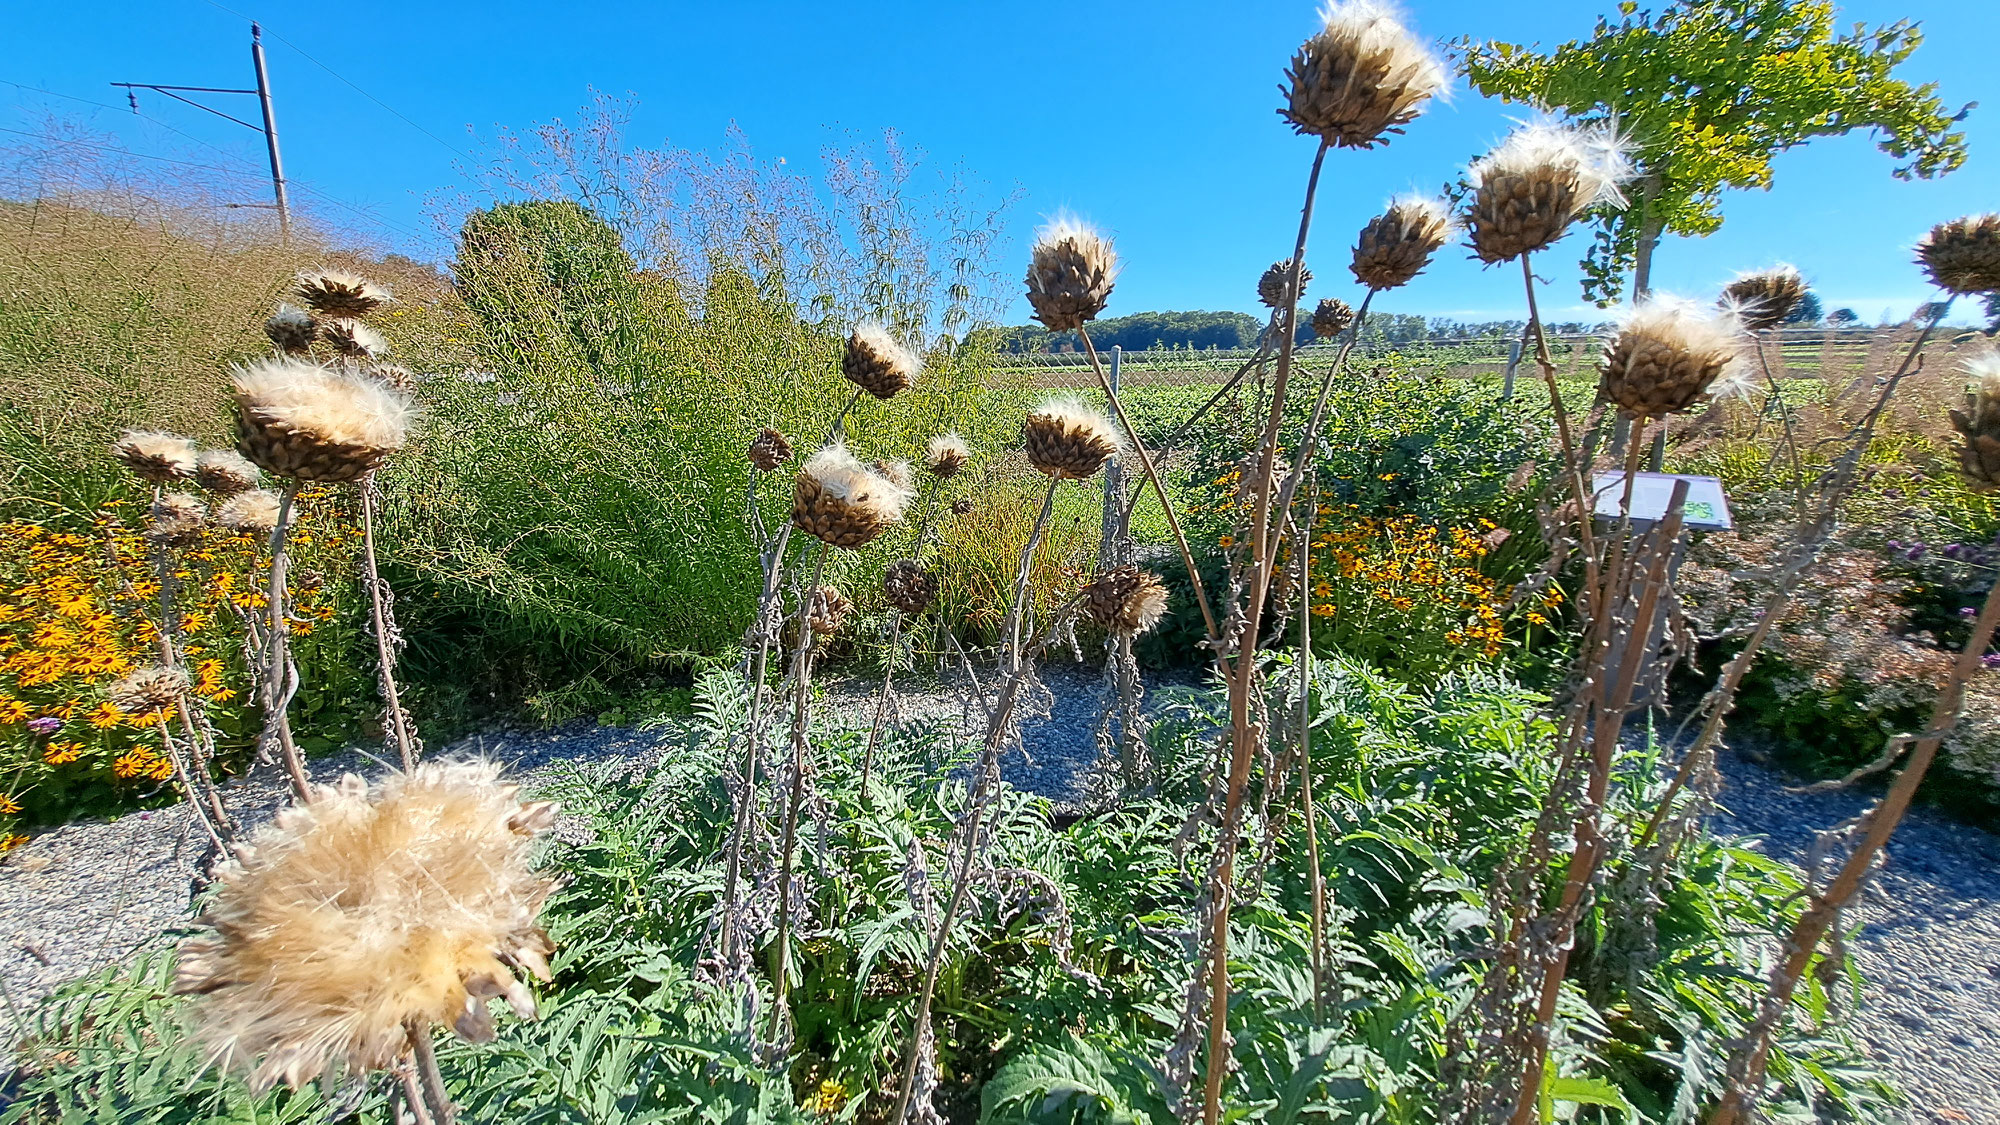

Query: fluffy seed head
195,450,262,496
806,585,851,636
1025,215,1118,332
1466,121,1632,264
1949,353,2000,491
883,559,938,616
1351,194,1453,289
113,430,198,483
1258,259,1312,309
1279,0,1447,148
791,444,914,549
320,319,387,360
924,433,970,478
109,665,190,714
1311,298,1355,340
1084,566,1169,635
872,459,915,493
231,357,416,483
265,304,318,355
176,762,558,1090
148,492,207,545
1022,398,1122,480
748,427,793,473
841,323,921,400
293,270,393,319
1721,265,1808,332
1598,295,1746,419
217,490,284,536
1917,214,2000,295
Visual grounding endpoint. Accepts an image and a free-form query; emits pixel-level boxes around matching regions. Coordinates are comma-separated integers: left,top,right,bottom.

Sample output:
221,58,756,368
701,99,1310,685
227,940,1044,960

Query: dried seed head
1917,214,2000,295
1279,0,1446,148
217,490,284,536
748,427,793,473
842,323,921,400
872,459,915,493
320,319,387,360
1311,298,1355,340
366,364,419,394
293,270,393,319
1949,353,2000,491
174,761,558,1090
112,430,198,483
952,498,975,516
1598,295,1746,419
194,450,262,496
924,432,970,478
883,559,938,616
1022,397,1122,480
148,492,207,545
1720,265,1808,331
232,357,416,483
108,665,190,714
1466,121,1632,264
1083,566,1169,635
806,585,851,637
1351,194,1453,290
791,444,913,549
265,304,318,355
1257,259,1312,309
1026,215,1118,332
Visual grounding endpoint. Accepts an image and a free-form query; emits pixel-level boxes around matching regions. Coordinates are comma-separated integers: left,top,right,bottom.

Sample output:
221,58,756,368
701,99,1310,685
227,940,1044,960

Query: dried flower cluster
1950,354,2000,491
748,427,794,473
1025,216,1117,332
924,433,970,478
1598,296,1745,419
807,585,852,636
1023,398,1121,480
1465,121,1631,263
112,430,198,484
147,492,208,546
1350,195,1452,290
1083,566,1169,635
792,445,913,549
1311,298,1354,340
1721,265,1807,331
883,559,939,616
1258,259,1312,309
1916,214,2000,295
1279,0,1446,148
842,323,920,400
231,357,416,483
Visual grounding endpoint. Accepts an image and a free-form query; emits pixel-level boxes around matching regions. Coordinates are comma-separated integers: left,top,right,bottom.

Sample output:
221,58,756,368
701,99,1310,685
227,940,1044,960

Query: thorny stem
397,1064,439,1125
1207,135,1330,1125
1712,568,2000,1125
404,1019,455,1125
769,541,832,1041
263,483,309,803
361,480,417,771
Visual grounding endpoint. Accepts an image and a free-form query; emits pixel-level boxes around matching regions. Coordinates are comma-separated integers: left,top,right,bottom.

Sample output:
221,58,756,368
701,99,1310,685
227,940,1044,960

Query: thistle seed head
174,761,558,1090
1720,265,1808,332
265,304,318,355
232,357,416,483
1083,566,1169,635
1917,214,2000,295
366,364,420,394
1310,298,1355,340
842,322,921,400
748,427,793,473
883,559,938,616
194,450,262,496
147,492,208,546
112,430,198,484
108,665,190,714
924,432,970,479
1598,295,1746,419
806,585,851,637
1351,194,1453,290
217,490,284,536
1279,0,1446,148
320,319,387,361
1258,259,1312,309
872,459,915,493
791,444,913,549
293,270,393,319
1026,215,1118,332
1465,120,1632,264
1949,353,2000,491
1022,397,1122,480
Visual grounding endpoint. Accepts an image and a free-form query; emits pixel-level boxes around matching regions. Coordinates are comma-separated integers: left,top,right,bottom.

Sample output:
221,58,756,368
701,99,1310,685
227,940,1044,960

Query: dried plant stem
1295,479,1328,1023
262,483,309,803
404,1018,456,1125
153,713,224,853
1206,136,1330,1125
859,610,907,803
142,525,232,839
1712,569,2000,1125
891,478,1064,1124
360,480,418,771
769,541,832,1039
396,1065,439,1125
1077,326,1217,644
1158,335,1281,453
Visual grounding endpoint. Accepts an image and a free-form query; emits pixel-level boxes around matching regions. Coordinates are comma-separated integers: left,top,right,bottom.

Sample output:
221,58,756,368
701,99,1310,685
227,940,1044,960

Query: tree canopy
1460,0,1970,304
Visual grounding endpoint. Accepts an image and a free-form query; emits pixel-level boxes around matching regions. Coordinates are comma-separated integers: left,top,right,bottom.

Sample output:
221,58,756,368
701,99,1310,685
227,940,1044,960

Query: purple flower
25,717,59,736
1887,539,1904,550
1945,544,1964,559
1984,653,2000,670
1962,607,1980,619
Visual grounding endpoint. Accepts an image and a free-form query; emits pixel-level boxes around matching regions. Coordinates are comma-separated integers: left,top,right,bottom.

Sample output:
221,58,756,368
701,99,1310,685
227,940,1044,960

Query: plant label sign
1591,472,1733,531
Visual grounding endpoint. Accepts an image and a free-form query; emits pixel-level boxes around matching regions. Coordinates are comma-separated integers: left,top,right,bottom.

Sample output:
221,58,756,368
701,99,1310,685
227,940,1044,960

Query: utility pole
113,21,292,240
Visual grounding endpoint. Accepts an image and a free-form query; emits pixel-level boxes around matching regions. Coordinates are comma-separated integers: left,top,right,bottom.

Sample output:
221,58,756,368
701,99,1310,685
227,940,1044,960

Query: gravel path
3,667,1995,1124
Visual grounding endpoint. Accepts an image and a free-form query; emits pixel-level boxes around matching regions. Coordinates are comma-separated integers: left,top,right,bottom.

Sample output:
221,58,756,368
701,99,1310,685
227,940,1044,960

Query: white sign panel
1591,471,1732,531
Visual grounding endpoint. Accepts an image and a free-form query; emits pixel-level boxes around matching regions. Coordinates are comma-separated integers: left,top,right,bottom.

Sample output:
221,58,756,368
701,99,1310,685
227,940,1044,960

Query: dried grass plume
1280,0,1447,148
174,761,558,1090
231,357,416,483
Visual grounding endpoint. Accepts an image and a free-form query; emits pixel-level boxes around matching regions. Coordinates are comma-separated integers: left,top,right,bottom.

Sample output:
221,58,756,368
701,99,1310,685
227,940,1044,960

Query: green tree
1460,0,1969,304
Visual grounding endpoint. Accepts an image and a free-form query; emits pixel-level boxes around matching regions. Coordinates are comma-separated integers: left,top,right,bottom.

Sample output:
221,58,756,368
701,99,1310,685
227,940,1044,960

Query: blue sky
2,0,1994,326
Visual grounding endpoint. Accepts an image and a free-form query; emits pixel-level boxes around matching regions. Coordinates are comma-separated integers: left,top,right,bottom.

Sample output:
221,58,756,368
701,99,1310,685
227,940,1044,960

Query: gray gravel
3,667,1995,1125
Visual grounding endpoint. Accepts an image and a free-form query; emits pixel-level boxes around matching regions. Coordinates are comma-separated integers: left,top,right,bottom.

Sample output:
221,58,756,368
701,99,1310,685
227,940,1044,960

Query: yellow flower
0,700,27,723
0,794,20,815
0,834,28,853
87,701,125,729
43,741,83,765
1526,612,1549,627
